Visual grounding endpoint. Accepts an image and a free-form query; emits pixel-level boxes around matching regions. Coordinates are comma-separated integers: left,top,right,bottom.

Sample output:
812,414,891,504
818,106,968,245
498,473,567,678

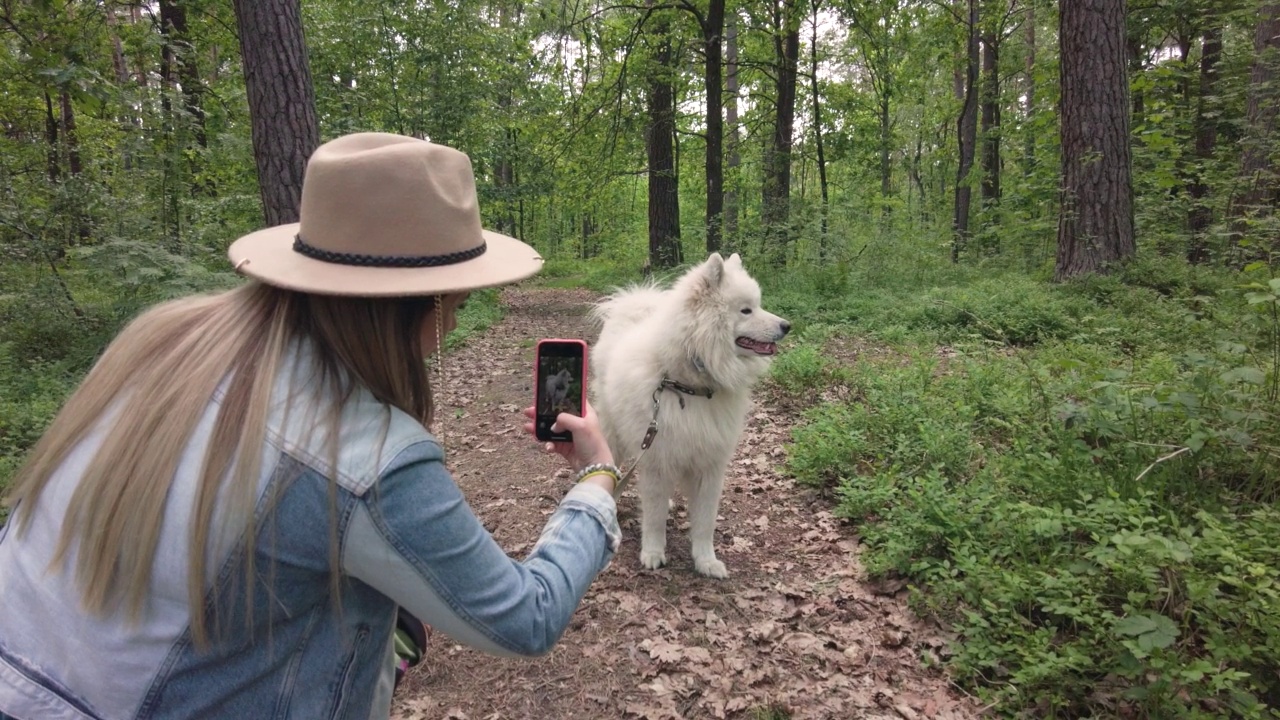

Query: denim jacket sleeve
340,440,620,658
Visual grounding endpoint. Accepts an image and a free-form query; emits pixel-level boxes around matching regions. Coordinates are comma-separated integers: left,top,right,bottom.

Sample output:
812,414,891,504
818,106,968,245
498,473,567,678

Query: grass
767,253,1280,718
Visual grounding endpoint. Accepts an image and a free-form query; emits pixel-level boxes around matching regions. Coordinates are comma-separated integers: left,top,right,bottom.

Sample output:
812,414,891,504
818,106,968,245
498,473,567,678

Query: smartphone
534,338,588,442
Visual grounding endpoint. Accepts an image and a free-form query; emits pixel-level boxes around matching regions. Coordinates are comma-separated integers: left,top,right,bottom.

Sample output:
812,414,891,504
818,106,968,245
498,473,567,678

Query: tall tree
724,10,741,249
1055,0,1135,281
846,0,900,217
762,0,802,264
952,0,979,261
1186,18,1222,263
1022,0,1035,175
159,0,207,152
232,0,319,226
810,0,830,246
979,22,999,205
645,7,682,270
675,0,726,253
1229,2,1280,254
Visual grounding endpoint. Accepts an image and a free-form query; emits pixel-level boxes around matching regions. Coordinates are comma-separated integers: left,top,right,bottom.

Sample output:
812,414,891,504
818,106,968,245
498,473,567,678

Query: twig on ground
1133,446,1191,485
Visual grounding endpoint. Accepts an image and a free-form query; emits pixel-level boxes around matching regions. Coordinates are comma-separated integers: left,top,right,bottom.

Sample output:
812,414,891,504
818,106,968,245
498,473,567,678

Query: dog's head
682,252,791,361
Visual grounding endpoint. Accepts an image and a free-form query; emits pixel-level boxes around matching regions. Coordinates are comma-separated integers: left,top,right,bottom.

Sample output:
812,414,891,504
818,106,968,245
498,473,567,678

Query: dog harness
615,375,714,494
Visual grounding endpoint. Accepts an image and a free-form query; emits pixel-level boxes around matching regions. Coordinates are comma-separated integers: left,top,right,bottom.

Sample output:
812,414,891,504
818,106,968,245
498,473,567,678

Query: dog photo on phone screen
539,359,582,417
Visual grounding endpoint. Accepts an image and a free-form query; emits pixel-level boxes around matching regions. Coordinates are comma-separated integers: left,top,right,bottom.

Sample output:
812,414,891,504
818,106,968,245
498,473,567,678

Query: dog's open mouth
736,337,777,356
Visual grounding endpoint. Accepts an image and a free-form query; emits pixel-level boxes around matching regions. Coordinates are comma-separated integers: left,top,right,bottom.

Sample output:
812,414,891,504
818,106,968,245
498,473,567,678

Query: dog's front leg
688,473,729,578
638,471,674,570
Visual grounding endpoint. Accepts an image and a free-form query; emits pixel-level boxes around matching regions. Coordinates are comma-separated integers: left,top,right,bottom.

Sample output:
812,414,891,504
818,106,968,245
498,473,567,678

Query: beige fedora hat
228,132,543,296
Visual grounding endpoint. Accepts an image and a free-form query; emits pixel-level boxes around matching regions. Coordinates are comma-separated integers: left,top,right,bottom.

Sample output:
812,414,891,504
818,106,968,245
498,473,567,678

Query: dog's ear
727,253,742,267
703,253,725,287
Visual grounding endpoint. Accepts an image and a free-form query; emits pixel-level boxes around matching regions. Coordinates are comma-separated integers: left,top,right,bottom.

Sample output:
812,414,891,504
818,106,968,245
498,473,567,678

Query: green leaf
1114,614,1157,637
1219,367,1265,385
1115,612,1179,652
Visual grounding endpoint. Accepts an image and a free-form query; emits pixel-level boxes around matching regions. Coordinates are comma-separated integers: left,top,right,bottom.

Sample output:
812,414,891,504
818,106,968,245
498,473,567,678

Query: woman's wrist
578,472,616,494
572,462,619,493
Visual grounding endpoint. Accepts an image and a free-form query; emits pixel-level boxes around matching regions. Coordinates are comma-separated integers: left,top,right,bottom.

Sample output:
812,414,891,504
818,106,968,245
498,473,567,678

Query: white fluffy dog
589,252,790,578
544,368,572,412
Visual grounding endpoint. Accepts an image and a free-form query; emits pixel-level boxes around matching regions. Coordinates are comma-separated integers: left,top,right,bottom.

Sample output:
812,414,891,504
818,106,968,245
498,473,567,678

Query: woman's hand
522,399,614,472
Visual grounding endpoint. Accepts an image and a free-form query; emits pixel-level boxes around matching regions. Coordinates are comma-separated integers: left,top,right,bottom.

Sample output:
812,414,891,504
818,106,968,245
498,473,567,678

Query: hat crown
226,131,542,297
297,133,484,260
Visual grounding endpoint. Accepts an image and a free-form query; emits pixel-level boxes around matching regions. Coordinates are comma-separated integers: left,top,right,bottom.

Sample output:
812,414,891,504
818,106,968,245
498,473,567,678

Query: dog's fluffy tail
589,281,665,331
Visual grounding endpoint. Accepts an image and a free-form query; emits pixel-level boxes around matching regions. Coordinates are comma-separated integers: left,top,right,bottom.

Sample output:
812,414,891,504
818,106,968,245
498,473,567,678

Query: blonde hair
3,281,437,647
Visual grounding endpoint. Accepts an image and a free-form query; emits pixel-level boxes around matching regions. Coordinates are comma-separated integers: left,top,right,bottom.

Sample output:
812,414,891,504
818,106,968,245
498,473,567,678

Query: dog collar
659,376,714,401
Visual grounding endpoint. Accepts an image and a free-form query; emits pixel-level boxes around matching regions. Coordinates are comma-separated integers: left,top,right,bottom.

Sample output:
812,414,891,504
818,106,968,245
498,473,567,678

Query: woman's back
0,337,433,719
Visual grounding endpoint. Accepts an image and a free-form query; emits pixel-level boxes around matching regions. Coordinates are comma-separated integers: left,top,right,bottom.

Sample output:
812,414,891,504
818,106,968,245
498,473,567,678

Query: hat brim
227,225,543,297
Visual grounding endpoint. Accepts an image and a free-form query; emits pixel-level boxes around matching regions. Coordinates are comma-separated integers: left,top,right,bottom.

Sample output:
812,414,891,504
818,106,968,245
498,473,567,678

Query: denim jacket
0,341,620,720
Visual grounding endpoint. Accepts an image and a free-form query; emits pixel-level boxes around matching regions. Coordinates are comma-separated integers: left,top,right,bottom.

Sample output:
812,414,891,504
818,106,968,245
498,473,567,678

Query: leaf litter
392,287,983,719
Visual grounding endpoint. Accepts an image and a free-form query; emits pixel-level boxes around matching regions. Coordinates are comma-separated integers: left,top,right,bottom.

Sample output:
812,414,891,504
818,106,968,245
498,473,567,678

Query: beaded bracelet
573,462,620,485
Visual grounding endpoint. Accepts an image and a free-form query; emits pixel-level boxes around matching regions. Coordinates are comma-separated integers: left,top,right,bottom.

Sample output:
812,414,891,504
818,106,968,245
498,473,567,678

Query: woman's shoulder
264,344,441,496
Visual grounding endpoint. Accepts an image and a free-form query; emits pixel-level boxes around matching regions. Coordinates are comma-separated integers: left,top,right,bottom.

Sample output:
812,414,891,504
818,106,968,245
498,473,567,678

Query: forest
2,0,1279,717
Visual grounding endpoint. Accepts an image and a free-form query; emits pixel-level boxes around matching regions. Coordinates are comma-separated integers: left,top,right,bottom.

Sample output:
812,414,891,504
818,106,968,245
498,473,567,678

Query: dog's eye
740,308,752,315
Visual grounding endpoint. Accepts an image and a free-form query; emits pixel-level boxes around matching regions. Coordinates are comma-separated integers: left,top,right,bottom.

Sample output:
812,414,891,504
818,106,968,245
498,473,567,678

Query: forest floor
390,286,986,720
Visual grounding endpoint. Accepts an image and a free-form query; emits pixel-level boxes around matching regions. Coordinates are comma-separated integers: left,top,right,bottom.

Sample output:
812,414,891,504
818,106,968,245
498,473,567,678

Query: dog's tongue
736,337,777,355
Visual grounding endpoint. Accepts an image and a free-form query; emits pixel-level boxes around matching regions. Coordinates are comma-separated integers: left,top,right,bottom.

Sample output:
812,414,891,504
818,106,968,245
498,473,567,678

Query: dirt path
391,287,982,720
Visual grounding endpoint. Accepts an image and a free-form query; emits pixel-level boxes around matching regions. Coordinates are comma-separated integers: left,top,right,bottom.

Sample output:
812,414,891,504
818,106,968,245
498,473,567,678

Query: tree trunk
1127,36,1145,124
811,0,829,247
232,0,320,226
980,32,1000,204
703,0,726,253
60,90,91,243
724,11,741,248
497,129,517,236
952,0,979,262
59,90,81,177
44,91,59,183
1187,22,1222,264
762,0,800,265
160,0,206,151
879,94,891,213
104,3,138,170
131,4,149,88
1023,0,1035,175
1229,3,1280,255
105,5,130,87
1055,0,1135,281
646,10,682,270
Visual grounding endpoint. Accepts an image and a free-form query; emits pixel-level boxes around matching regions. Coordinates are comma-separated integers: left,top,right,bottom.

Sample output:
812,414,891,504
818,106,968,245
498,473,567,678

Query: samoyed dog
544,368,572,413
589,252,790,578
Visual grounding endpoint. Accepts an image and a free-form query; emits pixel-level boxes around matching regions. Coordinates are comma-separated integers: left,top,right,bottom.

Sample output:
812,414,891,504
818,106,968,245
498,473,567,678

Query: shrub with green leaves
782,262,1280,718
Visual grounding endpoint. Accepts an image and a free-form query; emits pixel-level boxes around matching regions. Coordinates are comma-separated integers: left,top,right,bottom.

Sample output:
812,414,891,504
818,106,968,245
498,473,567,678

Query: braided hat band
292,234,487,268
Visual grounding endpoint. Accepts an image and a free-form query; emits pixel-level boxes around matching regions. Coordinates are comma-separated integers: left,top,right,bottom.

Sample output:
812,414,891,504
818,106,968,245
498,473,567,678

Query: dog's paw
639,550,667,570
694,556,729,579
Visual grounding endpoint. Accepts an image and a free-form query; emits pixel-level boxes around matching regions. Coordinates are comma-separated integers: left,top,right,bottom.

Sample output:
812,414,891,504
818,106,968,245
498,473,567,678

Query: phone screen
536,341,585,442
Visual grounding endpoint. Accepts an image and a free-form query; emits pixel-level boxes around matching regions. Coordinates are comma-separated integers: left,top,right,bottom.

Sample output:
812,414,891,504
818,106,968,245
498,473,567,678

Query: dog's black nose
779,321,791,336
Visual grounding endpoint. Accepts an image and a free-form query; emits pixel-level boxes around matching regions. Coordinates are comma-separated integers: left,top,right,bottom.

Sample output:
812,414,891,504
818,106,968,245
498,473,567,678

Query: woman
0,133,621,720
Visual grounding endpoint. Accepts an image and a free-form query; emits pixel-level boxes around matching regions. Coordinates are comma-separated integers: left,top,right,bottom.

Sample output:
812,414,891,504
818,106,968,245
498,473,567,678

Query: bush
782,267,1280,717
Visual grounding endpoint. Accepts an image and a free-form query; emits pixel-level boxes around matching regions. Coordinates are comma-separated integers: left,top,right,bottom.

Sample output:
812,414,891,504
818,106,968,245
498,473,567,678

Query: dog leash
613,377,713,496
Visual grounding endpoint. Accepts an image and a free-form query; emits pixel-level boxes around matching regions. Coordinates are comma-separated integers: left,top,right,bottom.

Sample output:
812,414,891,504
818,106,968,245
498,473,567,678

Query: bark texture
1055,0,1135,281
232,0,320,226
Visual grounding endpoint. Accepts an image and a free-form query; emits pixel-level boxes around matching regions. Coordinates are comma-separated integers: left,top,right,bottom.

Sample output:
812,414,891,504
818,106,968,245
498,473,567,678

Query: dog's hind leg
688,472,729,579
638,468,676,570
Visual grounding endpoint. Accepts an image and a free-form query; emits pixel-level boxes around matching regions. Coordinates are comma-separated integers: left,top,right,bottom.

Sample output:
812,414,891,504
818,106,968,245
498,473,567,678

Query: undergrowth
771,254,1280,718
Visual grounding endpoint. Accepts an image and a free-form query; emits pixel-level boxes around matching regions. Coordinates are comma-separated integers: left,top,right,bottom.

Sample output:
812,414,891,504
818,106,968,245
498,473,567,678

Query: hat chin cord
434,294,446,453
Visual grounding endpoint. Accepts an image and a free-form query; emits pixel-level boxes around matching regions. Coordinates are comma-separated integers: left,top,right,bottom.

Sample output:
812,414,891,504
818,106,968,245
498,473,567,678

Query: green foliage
768,345,853,397
780,255,1280,717
445,288,505,350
